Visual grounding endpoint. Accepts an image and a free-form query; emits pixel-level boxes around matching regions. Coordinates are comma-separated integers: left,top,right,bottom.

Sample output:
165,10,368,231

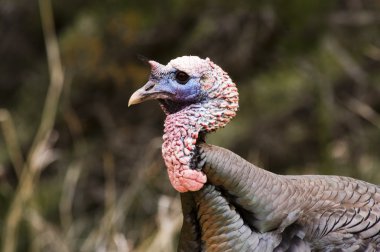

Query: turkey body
128,56,380,251
178,144,380,252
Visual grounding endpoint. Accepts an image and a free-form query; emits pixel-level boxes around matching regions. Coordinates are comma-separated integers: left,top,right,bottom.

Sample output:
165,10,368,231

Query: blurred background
1,0,380,251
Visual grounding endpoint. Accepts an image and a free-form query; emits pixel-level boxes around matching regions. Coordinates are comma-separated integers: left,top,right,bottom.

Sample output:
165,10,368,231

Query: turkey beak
128,81,173,107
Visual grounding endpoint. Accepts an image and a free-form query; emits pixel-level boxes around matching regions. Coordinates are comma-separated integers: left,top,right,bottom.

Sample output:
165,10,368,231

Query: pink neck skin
161,65,239,192
162,108,205,192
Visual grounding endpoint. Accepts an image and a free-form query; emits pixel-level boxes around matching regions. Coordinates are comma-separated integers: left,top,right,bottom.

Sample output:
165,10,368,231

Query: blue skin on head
153,71,203,104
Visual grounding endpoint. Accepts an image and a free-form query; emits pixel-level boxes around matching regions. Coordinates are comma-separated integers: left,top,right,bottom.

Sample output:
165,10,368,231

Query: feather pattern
129,56,380,251
177,143,380,251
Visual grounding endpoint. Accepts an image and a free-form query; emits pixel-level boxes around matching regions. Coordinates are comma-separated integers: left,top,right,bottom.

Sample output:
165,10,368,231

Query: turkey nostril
145,83,155,91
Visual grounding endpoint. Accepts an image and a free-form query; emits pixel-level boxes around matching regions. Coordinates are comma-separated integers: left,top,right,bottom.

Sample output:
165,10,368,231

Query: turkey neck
162,104,206,193
162,98,238,193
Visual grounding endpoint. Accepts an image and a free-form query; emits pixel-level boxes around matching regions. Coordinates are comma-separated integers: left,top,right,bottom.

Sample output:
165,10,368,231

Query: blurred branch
2,133,57,252
31,0,64,151
0,109,24,178
345,98,380,130
59,161,82,233
2,0,65,251
103,151,116,213
80,138,161,252
299,60,335,172
365,45,380,61
330,11,380,26
26,209,70,252
324,36,368,87
135,196,182,252
59,68,87,246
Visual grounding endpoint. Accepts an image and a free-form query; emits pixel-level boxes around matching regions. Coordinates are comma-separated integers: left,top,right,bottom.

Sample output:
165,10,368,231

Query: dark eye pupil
175,71,190,84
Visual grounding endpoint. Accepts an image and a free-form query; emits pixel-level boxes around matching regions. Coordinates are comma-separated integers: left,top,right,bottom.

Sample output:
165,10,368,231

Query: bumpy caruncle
161,57,239,192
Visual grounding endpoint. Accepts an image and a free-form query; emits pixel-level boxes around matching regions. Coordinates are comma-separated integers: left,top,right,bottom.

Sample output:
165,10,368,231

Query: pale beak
128,81,173,107
128,87,147,107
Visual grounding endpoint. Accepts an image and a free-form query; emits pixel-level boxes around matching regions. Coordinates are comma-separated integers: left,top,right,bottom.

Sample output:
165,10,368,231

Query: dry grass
0,1,181,251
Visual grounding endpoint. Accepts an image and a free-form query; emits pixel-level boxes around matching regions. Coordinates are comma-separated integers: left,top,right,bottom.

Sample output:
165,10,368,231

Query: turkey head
129,56,239,192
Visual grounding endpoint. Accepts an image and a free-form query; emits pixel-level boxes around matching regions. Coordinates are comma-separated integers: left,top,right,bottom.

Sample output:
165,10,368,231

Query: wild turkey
129,56,380,251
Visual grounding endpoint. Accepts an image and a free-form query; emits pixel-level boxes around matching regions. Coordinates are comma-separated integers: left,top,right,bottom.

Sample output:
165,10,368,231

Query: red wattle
161,57,239,192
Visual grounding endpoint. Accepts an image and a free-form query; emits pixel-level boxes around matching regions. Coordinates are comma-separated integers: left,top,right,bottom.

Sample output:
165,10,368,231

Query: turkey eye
175,71,190,84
